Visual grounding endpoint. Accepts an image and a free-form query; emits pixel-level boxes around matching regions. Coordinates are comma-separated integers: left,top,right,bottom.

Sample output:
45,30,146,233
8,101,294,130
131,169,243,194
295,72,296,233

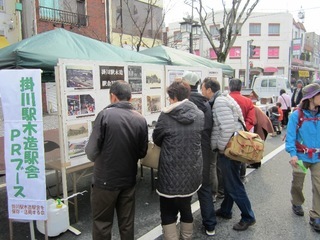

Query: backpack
295,108,320,158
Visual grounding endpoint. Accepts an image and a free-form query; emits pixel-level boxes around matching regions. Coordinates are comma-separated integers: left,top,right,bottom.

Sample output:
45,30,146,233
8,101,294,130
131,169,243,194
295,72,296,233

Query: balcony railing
38,6,88,26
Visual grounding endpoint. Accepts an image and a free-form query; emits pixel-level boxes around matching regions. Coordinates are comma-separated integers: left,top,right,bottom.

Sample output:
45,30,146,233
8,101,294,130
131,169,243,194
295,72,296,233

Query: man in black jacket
85,81,148,240
182,72,217,236
291,79,303,108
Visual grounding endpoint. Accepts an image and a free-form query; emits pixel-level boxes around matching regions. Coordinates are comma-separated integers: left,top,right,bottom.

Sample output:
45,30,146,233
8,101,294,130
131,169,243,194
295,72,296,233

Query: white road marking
137,143,286,240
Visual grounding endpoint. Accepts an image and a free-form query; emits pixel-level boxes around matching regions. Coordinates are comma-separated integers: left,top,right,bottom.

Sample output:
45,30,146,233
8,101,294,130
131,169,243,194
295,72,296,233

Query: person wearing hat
285,83,320,232
291,79,304,108
182,71,217,236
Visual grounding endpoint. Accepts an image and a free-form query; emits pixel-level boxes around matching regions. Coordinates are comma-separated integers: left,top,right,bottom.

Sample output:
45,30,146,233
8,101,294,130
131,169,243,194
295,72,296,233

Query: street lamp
180,18,201,53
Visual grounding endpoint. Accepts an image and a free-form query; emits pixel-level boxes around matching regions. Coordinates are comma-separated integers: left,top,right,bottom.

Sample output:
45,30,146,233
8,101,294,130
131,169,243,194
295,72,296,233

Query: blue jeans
218,153,255,223
197,184,217,231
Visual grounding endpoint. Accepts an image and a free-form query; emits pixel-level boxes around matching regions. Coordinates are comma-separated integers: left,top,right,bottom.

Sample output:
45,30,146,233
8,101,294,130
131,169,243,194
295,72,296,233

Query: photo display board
56,59,223,168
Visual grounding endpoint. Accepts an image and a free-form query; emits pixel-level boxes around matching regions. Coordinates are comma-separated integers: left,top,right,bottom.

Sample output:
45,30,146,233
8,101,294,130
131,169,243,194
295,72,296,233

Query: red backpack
295,108,320,158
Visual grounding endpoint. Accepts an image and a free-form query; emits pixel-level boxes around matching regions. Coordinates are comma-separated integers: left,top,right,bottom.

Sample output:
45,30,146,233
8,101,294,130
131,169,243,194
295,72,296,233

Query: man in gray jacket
201,78,256,231
85,81,148,240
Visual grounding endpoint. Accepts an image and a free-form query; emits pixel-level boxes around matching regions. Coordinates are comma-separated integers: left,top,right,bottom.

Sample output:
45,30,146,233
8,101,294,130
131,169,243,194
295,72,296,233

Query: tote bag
140,142,160,169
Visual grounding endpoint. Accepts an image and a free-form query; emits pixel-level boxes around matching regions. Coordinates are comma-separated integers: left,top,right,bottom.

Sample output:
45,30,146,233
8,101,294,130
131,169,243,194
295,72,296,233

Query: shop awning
264,67,278,73
0,36,9,49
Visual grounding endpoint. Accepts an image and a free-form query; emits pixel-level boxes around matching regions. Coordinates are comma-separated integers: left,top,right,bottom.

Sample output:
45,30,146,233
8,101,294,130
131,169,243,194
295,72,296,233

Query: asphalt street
1,118,320,239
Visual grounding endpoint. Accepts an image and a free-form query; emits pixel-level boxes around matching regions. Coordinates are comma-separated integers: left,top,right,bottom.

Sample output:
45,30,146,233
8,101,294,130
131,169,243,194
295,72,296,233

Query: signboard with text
0,69,47,220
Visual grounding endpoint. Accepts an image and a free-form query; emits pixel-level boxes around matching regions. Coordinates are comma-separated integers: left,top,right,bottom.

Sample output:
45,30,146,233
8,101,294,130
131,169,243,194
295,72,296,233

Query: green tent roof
0,28,166,72
140,45,234,75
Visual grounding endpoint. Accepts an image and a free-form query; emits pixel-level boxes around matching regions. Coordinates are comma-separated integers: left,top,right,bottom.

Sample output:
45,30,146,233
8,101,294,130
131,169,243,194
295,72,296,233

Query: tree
195,0,260,63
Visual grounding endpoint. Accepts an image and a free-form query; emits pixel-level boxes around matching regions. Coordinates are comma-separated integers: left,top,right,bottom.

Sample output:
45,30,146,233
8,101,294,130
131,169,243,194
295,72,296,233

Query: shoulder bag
140,142,160,169
224,119,265,164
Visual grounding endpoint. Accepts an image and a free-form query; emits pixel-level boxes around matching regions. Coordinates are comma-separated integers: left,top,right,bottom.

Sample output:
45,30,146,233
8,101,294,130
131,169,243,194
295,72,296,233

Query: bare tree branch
197,0,260,63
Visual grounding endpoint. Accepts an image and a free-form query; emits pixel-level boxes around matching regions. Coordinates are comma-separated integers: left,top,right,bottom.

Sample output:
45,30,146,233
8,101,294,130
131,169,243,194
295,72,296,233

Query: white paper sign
0,69,47,220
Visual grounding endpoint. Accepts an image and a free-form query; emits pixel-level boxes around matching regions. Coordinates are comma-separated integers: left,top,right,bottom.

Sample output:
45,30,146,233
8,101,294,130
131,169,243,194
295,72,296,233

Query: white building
165,10,319,85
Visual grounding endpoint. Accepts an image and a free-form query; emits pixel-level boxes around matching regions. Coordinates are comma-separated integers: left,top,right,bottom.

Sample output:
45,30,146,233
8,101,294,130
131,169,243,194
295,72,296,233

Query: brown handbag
224,131,264,164
140,142,160,169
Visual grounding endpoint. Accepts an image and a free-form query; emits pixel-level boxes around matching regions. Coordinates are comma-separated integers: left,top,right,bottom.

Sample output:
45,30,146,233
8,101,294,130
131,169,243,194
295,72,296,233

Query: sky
163,0,320,35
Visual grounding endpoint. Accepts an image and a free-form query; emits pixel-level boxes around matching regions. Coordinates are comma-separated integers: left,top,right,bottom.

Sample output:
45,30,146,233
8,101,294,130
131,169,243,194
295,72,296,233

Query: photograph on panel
128,65,142,93
66,65,93,89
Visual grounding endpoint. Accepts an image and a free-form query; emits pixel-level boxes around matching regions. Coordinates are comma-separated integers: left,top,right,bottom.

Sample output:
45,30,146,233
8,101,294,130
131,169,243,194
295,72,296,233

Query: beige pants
291,161,320,218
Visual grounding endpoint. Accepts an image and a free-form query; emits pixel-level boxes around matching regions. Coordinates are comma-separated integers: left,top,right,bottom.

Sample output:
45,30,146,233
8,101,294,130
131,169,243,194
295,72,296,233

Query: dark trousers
218,153,255,223
282,109,290,126
91,185,136,240
197,184,217,231
160,196,193,225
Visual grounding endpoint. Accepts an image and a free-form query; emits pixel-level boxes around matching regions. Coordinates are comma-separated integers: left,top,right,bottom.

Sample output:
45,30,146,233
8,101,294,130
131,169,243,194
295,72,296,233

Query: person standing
85,81,148,240
285,83,320,232
277,89,291,128
182,72,217,236
202,78,256,231
291,79,304,108
153,80,204,240
200,77,222,200
229,79,256,182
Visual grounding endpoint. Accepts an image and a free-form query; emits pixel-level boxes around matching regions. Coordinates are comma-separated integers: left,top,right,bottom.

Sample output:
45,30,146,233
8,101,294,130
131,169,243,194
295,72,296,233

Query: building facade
165,11,320,85
0,0,22,48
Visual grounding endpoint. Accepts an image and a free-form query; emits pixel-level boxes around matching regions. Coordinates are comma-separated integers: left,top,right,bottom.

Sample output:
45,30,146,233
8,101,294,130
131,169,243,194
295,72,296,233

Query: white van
251,75,292,99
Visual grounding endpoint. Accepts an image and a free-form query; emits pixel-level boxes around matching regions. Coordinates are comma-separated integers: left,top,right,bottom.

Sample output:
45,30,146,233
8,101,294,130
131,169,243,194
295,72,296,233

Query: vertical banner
0,69,47,220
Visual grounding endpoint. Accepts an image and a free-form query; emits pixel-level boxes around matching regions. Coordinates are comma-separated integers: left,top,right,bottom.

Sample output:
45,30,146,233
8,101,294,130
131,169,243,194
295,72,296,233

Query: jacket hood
163,99,198,125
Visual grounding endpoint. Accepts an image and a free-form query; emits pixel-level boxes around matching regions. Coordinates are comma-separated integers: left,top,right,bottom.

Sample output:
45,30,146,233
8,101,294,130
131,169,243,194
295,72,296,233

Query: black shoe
309,217,320,231
292,205,304,216
233,220,256,231
215,208,232,219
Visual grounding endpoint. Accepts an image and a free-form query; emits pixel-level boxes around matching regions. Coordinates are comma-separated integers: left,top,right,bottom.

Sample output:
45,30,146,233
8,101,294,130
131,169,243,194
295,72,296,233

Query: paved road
0,116,319,239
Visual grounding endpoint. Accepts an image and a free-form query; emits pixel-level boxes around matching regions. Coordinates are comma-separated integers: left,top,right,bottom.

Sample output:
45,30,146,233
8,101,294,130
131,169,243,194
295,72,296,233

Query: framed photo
128,66,142,93
66,65,93,89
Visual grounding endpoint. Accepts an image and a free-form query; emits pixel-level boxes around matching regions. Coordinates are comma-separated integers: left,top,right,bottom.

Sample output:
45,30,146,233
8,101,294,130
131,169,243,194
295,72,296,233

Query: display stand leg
68,225,81,235
29,221,35,240
44,220,49,240
73,172,78,223
9,219,13,240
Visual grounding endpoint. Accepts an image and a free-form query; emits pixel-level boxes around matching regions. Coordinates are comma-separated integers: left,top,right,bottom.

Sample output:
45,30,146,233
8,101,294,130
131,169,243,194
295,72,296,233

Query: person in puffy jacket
286,83,320,232
85,81,148,240
153,80,204,240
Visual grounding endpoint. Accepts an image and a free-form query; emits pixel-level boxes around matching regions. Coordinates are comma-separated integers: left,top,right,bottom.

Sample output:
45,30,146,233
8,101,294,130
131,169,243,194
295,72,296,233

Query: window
209,48,217,59
268,24,280,36
269,79,276,87
0,0,4,11
261,79,267,87
268,47,279,59
174,31,181,42
77,0,86,26
210,25,220,37
229,47,241,59
194,50,200,56
249,23,261,36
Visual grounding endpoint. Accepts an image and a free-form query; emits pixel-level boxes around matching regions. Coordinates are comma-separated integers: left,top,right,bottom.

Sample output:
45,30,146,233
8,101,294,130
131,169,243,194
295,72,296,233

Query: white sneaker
206,229,216,236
